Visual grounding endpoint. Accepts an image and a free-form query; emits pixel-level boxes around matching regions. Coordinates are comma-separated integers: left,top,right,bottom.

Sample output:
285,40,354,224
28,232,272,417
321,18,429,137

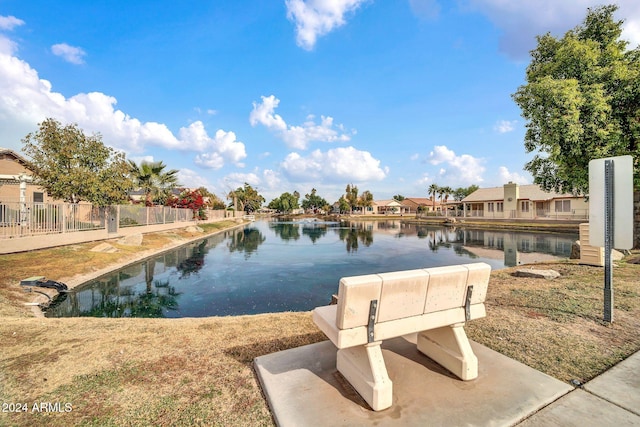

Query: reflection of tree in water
427,229,454,252
302,225,328,243
338,225,373,253
67,278,181,318
270,223,300,241
128,280,181,318
227,227,266,259
176,240,209,278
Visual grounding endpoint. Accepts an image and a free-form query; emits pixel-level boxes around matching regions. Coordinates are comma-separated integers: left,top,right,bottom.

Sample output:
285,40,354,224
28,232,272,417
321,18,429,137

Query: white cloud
428,145,485,184
494,119,516,133
250,95,352,149
464,0,640,58
285,0,367,50
262,169,282,190
182,124,246,168
51,43,86,65
281,146,388,182
498,166,529,185
410,153,420,161
0,15,24,31
178,168,213,190
221,172,262,191
0,16,24,62
0,39,246,169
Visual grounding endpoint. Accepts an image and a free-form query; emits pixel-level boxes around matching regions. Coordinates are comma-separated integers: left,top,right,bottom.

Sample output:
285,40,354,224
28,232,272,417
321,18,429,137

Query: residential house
0,147,55,203
402,197,441,214
372,199,406,215
461,182,588,220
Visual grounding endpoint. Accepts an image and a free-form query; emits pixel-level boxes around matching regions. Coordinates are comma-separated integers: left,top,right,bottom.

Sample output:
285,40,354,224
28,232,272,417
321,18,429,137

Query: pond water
44,220,578,318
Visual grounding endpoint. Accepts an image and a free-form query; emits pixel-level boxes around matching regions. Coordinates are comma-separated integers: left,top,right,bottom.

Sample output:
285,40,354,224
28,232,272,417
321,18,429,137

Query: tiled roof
462,184,577,203
403,197,440,206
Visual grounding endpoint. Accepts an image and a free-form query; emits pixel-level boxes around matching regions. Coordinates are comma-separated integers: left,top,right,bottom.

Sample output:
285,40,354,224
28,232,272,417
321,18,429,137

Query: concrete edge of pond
24,221,249,318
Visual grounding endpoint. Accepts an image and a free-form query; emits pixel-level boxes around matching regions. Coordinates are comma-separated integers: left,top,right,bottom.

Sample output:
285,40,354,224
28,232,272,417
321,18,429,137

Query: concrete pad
583,351,640,416
254,337,572,427
517,389,640,426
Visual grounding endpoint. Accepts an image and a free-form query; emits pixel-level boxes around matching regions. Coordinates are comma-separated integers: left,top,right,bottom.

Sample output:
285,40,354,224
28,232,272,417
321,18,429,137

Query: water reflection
227,227,266,258
45,220,578,318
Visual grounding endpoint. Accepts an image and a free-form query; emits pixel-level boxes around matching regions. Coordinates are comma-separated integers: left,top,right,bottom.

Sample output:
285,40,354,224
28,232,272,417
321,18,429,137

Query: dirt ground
1,222,639,426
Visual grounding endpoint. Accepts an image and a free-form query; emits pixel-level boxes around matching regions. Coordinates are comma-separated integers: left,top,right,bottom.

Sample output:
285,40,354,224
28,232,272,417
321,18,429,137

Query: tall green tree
345,184,359,213
268,191,301,213
197,186,226,209
21,118,133,205
128,160,179,205
512,4,639,195
358,190,374,212
228,183,265,213
301,188,329,212
428,183,439,211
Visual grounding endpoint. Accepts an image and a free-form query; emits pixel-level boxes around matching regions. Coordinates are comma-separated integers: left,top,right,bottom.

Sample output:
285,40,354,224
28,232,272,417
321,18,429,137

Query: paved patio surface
254,336,573,426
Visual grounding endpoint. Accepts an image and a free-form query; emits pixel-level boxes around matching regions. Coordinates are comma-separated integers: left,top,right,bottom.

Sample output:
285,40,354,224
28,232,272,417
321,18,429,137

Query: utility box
579,223,604,267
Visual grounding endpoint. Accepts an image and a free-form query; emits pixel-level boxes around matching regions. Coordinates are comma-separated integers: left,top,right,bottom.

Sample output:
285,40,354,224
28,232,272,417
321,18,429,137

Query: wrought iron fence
0,202,104,239
1,201,227,239
118,205,197,227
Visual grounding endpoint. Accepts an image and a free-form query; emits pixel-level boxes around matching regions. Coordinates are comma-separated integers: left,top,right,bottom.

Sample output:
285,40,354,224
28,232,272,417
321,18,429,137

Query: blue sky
1,1,639,203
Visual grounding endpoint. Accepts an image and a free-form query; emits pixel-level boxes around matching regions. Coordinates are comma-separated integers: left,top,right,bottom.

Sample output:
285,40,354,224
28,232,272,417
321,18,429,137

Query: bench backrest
335,262,491,330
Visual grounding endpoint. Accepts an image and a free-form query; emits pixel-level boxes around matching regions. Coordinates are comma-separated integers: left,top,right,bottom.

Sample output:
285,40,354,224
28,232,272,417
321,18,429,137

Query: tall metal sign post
588,155,634,322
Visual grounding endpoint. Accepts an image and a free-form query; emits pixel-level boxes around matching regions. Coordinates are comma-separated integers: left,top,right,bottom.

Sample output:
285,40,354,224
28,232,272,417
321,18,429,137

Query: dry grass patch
467,260,640,383
0,314,323,427
1,225,640,426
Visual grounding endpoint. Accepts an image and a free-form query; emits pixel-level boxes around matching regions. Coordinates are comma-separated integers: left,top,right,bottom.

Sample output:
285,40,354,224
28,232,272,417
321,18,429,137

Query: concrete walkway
254,336,640,426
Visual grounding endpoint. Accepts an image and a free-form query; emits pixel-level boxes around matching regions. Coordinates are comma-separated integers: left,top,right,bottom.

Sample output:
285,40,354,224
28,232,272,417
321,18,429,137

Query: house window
33,192,44,203
555,200,571,212
488,202,494,212
521,201,529,212
497,202,503,212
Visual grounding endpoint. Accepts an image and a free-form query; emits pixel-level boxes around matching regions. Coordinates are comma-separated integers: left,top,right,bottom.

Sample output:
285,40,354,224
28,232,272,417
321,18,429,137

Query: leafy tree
512,4,639,195
268,191,301,213
21,118,133,205
345,184,359,213
392,194,405,202
337,196,350,214
228,183,265,213
358,190,374,211
197,186,226,209
128,160,180,205
166,189,207,219
452,185,479,201
301,188,329,213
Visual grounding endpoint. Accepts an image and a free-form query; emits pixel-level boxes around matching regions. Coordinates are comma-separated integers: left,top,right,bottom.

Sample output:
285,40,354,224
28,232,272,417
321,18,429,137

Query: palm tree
441,186,453,216
128,160,179,205
428,183,439,213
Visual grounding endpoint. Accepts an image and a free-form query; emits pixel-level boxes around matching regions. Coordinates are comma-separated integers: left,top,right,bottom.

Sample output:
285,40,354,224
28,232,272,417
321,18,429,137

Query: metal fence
118,205,193,227
0,202,229,239
0,202,105,239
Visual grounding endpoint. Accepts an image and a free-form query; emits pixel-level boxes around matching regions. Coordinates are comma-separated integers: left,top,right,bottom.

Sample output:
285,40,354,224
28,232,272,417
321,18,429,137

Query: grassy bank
1,222,639,426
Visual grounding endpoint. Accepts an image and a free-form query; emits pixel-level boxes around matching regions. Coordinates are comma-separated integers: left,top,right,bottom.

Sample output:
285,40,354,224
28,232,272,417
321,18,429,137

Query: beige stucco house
372,198,441,215
461,182,589,220
0,147,57,203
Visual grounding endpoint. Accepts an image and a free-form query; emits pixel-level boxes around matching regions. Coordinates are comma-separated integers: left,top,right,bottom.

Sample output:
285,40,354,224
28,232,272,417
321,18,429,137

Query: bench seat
312,262,491,411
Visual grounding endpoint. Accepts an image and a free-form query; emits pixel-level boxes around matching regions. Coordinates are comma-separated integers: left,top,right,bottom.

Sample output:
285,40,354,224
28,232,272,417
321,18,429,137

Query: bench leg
416,323,478,380
336,341,393,411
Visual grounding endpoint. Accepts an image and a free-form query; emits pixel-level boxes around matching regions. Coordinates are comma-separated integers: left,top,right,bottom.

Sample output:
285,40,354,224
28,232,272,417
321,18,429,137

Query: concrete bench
313,262,491,411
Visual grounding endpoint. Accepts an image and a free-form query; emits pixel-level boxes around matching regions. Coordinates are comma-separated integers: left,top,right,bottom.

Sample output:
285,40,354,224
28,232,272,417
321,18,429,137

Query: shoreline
23,220,249,317
18,216,580,317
